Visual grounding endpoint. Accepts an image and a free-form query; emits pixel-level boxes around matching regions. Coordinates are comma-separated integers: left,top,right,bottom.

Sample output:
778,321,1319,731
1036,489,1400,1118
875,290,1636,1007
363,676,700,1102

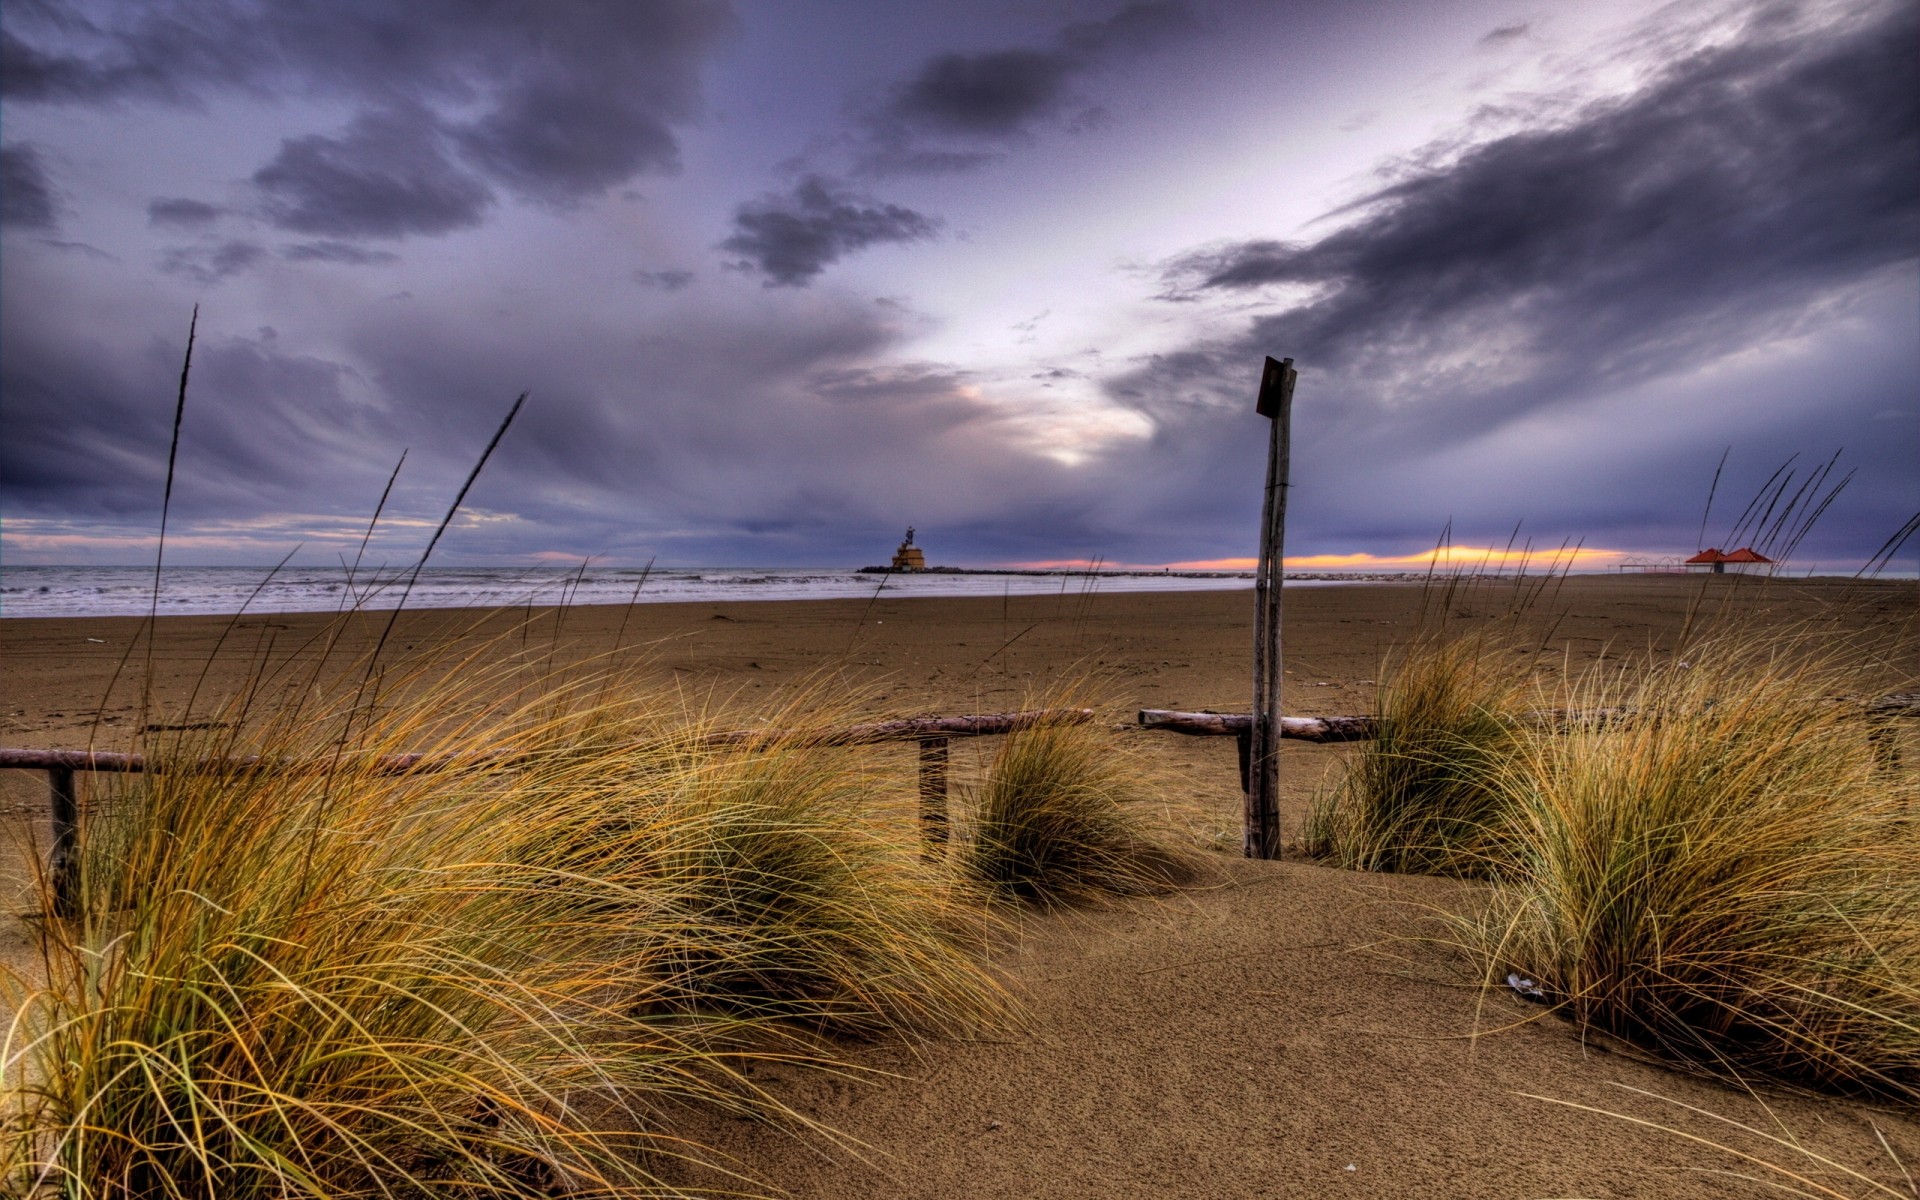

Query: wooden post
48,767,79,918
918,736,950,855
1869,721,1901,775
1247,356,1296,859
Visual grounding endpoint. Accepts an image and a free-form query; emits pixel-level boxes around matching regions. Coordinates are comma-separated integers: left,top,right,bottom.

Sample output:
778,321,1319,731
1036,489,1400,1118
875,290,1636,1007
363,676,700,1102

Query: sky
1,0,1914,571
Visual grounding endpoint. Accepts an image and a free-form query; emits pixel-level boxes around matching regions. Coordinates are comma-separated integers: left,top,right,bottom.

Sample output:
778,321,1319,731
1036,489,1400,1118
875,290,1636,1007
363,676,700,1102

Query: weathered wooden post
918,735,950,855
1247,356,1296,859
48,767,80,918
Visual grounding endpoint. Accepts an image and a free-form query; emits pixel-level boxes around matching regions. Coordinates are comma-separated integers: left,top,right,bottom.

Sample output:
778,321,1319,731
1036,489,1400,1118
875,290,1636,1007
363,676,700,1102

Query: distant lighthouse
889,526,927,572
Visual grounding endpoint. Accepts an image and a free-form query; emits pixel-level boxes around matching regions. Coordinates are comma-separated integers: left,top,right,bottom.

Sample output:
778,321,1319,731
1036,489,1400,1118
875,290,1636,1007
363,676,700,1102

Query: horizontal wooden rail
1144,693,1915,809
1140,692,1920,740
0,708,1093,776
1138,710,1372,742
4,707,1092,918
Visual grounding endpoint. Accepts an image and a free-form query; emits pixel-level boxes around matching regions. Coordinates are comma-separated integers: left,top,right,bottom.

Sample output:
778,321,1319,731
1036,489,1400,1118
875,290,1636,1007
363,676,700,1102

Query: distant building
889,526,927,572
1684,547,1776,575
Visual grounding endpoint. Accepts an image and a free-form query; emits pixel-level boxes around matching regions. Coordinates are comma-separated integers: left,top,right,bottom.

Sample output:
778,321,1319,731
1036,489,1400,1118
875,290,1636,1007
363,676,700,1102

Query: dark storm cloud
722,175,939,286
1,143,56,228
2,0,735,232
1146,0,1918,434
253,105,494,239
453,85,680,205
0,285,391,523
857,2,1195,175
147,197,223,228
889,50,1076,137
280,241,398,266
1097,1,1919,563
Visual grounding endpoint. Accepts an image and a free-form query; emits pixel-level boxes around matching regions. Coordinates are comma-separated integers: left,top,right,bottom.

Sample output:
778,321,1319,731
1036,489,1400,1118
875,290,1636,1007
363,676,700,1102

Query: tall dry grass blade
91,307,197,750
1520,1084,1913,1198
345,446,407,596
1698,445,1732,552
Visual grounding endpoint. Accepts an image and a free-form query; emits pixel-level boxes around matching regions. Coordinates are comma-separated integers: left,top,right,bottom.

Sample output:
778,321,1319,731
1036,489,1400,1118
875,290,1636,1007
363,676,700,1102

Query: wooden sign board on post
1247,355,1296,859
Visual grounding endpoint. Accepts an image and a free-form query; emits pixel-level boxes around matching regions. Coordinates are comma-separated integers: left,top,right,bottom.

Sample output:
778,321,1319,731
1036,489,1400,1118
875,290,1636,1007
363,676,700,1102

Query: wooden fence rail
1141,692,1919,794
4,707,1093,918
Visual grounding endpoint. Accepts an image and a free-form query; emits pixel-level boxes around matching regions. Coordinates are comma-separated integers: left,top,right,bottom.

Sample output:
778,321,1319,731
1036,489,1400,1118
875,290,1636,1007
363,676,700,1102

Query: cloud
722,175,939,286
1146,0,1918,436
1060,1,1919,565
1478,22,1530,47
147,197,224,228
3,1,736,234
633,268,694,290
453,83,681,205
280,240,399,265
0,289,392,529
856,2,1196,175
253,105,494,239
887,50,1077,138
1,143,56,228
159,239,267,283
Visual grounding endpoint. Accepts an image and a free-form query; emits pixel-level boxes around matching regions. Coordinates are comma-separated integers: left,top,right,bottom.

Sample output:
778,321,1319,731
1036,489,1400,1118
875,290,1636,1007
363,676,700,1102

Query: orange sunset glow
1165,546,1627,571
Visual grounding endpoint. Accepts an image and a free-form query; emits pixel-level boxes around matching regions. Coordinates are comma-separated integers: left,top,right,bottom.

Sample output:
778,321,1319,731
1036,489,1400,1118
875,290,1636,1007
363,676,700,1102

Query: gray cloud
147,197,224,228
888,50,1076,138
633,268,694,291
857,2,1195,175
1478,22,1530,47
454,84,680,205
4,1,735,234
723,175,939,286
280,240,399,265
159,239,267,283
253,105,493,239
1,143,56,228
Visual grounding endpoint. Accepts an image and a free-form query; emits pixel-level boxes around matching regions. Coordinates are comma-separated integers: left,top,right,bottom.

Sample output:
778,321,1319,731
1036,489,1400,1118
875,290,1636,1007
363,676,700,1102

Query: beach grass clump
521,699,1009,1037
1305,634,1532,875
1475,639,1920,1098
962,719,1198,905
0,665,1008,1196
3,685,784,1197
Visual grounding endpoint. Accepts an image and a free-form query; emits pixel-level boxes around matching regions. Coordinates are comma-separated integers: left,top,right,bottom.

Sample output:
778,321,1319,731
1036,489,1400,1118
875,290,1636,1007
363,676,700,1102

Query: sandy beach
3,574,1915,1197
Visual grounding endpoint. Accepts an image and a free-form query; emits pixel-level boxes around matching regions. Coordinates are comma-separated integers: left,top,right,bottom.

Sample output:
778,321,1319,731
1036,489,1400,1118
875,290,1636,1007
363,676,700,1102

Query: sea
0,564,1311,619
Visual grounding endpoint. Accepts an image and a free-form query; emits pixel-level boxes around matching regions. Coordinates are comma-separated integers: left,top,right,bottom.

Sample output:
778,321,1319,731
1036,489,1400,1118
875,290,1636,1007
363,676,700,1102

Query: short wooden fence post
918,736,950,855
1870,721,1901,775
48,767,80,919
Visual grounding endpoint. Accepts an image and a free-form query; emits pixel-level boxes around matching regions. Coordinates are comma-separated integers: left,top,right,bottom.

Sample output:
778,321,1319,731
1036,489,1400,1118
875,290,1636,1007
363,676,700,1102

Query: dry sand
3,574,1916,1197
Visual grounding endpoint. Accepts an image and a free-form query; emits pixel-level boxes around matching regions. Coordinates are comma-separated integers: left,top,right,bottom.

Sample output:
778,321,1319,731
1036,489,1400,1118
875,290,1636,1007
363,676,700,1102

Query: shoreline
2,564,1897,622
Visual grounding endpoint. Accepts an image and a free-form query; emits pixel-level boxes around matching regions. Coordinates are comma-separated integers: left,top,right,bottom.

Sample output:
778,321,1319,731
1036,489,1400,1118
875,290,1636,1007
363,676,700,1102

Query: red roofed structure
1684,547,1775,574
